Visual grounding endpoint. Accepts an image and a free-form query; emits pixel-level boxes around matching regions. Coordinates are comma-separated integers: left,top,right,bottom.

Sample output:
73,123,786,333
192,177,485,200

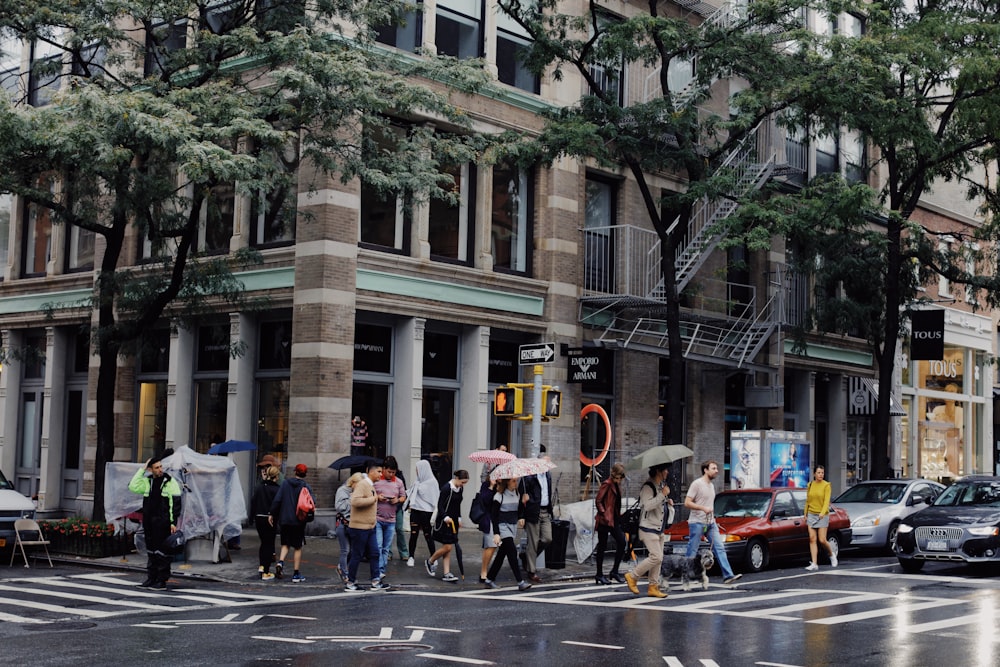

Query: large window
588,12,624,105
0,34,21,99
360,125,409,252
375,2,422,52
584,176,616,293
66,224,95,271
436,0,482,59
28,30,63,107
193,323,230,452
136,329,169,461
199,182,235,254
22,192,52,277
428,162,475,263
144,19,187,77
0,192,11,278
490,163,532,273
256,318,291,462
251,186,296,247
495,5,538,93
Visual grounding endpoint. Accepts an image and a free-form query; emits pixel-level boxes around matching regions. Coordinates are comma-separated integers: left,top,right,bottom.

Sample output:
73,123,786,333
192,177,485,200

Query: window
71,43,107,79
206,0,244,33
28,29,63,107
375,2,422,52
428,162,475,263
0,34,21,99
837,13,864,37
584,177,616,293
136,329,169,462
360,124,410,252
842,128,865,183
490,163,532,273
937,239,952,298
436,0,482,59
588,12,624,105
495,5,539,93
144,19,187,76
258,320,292,370
814,129,837,175
22,183,53,277
256,317,291,459
200,182,235,254
251,186,296,247
193,323,230,453
0,192,11,279
255,0,306,36
66,224,95,271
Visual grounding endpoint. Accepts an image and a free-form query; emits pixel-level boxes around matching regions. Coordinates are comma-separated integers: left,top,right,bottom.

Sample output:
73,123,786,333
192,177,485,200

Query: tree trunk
91,340,117,522
871,214,903,480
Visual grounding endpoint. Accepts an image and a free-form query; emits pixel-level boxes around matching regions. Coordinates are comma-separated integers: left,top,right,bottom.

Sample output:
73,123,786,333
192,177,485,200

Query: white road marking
407,625,462,632
808,598,965,625
756,662,804,667
0,595,117,618
562,640,623,650
901,614,988,634
252,636,315,644
0,584,172,611
415,653,493,665
269,614,317,620
663,658,684,667
0,610,47,624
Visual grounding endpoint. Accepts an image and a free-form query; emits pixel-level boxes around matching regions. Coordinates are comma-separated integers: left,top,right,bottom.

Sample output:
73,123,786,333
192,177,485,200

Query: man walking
685,459,742,585
129,452,182,589
374,456,406,581
269,463,313,582
346,462,389,591
519,454,552,584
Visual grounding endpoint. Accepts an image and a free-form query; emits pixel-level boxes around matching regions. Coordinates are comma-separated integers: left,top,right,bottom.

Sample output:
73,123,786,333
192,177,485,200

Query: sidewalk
60,525,599,590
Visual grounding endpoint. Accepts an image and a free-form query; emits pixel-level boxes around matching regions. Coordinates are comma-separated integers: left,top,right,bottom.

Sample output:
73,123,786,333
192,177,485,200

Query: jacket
638,479,667,532
251,479,280,517
518,471,552,523
595,477,621,528
335,483,353,521
128,466,182,526
349,477,378,530
407,459,440,512
269,476,313,526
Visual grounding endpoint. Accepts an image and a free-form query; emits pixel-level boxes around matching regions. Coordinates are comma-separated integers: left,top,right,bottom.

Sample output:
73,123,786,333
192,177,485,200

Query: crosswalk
0,573,300,625
393,579,993,634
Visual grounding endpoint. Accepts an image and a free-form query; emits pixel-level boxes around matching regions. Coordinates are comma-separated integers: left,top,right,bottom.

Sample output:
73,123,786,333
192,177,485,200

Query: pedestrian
128,451,182,590
251,464,281,580
481,444,508,482
805,464,837,570
394,463,410,563
334,472,364,584
684,459,742,585
594,462,627,585
346,462,388,591
268,463,313,582
426,469,469,583
519,448,553,583
476,478,497,584
484,477,532,591
374,456,407,582
407,459,439,566
624,463,672,598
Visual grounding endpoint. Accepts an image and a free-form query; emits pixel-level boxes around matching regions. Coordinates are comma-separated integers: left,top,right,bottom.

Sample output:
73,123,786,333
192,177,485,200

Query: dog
659,551,715,591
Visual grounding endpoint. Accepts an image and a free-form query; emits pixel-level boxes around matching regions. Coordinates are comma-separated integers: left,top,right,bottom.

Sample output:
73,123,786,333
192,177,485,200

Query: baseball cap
257,454,278,468
294,463,308,475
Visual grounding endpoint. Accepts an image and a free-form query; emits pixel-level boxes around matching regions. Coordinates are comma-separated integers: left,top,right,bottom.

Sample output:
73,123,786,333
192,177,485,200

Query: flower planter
39,520,134,558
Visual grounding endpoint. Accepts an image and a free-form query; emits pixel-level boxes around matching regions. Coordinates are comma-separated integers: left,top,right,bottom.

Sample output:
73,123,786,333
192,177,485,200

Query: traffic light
493,387,524,416
542,388,562,418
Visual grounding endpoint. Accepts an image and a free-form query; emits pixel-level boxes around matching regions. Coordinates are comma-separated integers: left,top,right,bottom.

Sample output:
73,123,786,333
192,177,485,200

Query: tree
0,0,486,519
496,0,820,445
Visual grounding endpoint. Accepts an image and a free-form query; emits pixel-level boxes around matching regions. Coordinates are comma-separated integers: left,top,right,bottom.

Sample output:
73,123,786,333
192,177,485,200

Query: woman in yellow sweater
804,465,837,571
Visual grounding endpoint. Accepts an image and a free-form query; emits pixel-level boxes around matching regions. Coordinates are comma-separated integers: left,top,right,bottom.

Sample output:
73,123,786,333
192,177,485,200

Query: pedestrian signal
493,387,523,416
542,389,562,418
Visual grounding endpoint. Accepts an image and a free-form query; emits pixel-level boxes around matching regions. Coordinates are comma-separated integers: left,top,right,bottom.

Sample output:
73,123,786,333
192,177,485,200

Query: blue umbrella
207,439,256,455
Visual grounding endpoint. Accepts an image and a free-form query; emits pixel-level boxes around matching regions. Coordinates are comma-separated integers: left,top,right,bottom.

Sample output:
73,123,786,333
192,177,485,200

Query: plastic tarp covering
105,445,247,542
557,497,639,563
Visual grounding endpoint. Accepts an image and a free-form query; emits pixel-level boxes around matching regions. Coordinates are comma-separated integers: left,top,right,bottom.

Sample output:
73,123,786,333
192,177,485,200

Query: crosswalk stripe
903,614,986,633
0,584,173,611
808,598,965,625
0,610,47,624
0,593,118,618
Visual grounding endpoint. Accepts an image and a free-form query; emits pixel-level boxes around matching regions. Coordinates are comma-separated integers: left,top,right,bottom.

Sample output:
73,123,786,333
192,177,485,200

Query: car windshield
715,492,771,518
834,483,904,504
0,469,13,491
934,481,1000,507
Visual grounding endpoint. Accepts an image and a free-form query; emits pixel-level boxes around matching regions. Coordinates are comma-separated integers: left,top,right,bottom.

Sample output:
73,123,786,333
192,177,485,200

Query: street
0,553,998,666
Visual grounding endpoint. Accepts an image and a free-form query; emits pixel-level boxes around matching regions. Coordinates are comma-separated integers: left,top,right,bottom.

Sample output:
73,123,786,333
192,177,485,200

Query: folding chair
9,519,53,568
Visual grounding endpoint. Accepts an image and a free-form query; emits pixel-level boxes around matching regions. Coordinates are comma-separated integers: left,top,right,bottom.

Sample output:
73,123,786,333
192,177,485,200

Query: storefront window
422,387,455,485
137,382,168,462
918,396,962,480
916,345,964,394
256,379,289,458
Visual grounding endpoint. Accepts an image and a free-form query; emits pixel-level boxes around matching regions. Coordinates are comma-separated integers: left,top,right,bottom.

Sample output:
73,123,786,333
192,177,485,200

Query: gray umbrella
625,444,694,471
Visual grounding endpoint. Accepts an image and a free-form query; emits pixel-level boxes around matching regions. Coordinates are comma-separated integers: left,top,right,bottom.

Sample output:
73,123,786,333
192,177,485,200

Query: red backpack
296,486,315,522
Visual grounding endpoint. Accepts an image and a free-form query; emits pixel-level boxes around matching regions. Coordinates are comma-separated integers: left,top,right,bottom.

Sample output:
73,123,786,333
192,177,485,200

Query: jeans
347,527,380,584
375,521,396,577
395,505,409,559
686,521,735,579
334,521,350,575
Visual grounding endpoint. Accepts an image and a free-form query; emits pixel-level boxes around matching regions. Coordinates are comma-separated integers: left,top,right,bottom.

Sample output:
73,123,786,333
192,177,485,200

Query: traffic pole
530,364,543,458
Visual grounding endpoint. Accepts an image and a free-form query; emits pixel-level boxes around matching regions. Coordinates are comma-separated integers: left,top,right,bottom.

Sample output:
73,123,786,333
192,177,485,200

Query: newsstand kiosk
729,430,812,489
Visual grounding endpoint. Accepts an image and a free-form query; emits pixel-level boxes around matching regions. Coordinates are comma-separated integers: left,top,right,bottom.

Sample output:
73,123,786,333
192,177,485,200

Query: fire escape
579,1,803,384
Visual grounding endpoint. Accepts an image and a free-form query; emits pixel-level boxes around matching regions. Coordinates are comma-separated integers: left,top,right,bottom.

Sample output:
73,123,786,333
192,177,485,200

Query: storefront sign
911,310,945,360
566,347,612,384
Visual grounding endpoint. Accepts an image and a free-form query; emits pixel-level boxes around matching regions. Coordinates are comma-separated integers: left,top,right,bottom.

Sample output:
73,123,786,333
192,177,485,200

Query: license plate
926,539,949,551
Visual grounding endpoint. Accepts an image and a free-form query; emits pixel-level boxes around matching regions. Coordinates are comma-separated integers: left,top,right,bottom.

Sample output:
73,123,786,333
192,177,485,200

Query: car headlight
723,534,743,543
896,523,914,534
20,510,33,519
852,516,880,528
968,526,1000,537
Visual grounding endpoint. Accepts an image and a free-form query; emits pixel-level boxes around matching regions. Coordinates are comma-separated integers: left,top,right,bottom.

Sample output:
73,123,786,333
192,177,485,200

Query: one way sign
519,342,555,365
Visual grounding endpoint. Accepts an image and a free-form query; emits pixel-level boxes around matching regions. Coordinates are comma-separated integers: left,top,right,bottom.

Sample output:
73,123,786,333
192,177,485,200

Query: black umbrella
328,454,380,471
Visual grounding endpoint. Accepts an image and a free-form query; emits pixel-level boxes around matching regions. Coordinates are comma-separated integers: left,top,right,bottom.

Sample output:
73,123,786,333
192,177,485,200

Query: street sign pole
531,364,543,458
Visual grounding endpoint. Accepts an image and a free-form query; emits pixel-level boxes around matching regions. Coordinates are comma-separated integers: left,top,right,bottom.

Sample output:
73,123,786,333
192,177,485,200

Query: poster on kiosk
730,430,811,489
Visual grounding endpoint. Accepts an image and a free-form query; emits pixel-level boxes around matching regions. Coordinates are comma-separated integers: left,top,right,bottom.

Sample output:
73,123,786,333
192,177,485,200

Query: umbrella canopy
328,454,380,471
206,439,256,455
625,444,694,471
468,450,516,467
489,457,557,482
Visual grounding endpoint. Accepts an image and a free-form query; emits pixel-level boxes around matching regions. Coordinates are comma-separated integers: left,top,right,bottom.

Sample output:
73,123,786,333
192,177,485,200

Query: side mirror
908,494,925,507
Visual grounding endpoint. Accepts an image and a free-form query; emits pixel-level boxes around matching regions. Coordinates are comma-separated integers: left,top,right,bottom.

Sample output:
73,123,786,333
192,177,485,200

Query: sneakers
424,559,436,576
406,557,415,567
345,581,360,591
723,574,743,584
483,579,498,589
139,579,154,588
805,562,819,571
275,561,284,579
371,580,390,591
291,572,305,583
261,572,275,581
336,564,348,583
517,580,533,591
442,572,459,583
830,553,838,568
150,581,167,590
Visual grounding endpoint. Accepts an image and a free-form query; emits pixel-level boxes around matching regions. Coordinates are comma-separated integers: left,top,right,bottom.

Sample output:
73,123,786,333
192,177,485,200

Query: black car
895,475,1000,572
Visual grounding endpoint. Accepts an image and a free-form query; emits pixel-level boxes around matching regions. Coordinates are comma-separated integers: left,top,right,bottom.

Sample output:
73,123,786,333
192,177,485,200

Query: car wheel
898,557,924,573
885,521,900,553
827,532,840,562
744,538,769,573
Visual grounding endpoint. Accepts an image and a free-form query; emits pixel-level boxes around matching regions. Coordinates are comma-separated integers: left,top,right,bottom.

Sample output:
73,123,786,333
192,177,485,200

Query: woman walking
624,464,672,598
805,465,837,570
594,462,627,585
476,478,498,584
426,469,469,583
406,459,440,567
251,465,281,580
484,477,532,591
334,472,363,583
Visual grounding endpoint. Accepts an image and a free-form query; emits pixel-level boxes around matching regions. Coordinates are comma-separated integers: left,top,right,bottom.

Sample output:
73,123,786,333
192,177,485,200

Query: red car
663,487,853,573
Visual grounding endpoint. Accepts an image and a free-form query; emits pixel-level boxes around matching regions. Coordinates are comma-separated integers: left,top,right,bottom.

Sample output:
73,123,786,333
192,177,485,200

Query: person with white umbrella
624,463,673,598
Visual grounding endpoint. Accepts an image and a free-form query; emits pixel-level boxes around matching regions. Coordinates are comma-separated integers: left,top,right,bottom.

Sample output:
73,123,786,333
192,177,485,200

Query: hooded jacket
269,475,312,526
407,459,440,512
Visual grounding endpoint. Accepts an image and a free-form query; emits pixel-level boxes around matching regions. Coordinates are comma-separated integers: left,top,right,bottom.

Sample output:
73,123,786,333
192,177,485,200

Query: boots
647,583,668,599
624,571,639,595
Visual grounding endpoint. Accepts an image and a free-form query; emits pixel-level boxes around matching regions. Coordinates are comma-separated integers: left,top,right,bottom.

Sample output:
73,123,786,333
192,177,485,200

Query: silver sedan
833,479,945,551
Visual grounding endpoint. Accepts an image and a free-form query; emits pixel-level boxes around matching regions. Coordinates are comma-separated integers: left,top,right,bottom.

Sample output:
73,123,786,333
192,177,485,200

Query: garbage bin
545,519,571,569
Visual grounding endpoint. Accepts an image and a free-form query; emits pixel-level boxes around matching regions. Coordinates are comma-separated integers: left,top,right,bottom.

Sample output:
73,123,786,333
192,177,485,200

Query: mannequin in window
351,416,368,453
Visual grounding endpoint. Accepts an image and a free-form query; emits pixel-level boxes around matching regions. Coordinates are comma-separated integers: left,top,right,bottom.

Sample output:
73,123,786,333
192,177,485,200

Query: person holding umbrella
623,463,673,598
483,476,532,591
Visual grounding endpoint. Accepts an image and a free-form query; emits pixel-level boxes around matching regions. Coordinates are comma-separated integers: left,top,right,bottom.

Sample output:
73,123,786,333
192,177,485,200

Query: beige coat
349,477,378,530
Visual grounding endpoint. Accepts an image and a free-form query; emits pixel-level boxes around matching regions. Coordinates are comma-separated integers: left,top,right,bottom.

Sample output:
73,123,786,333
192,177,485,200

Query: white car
0,469,36,551
832,479,944,551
